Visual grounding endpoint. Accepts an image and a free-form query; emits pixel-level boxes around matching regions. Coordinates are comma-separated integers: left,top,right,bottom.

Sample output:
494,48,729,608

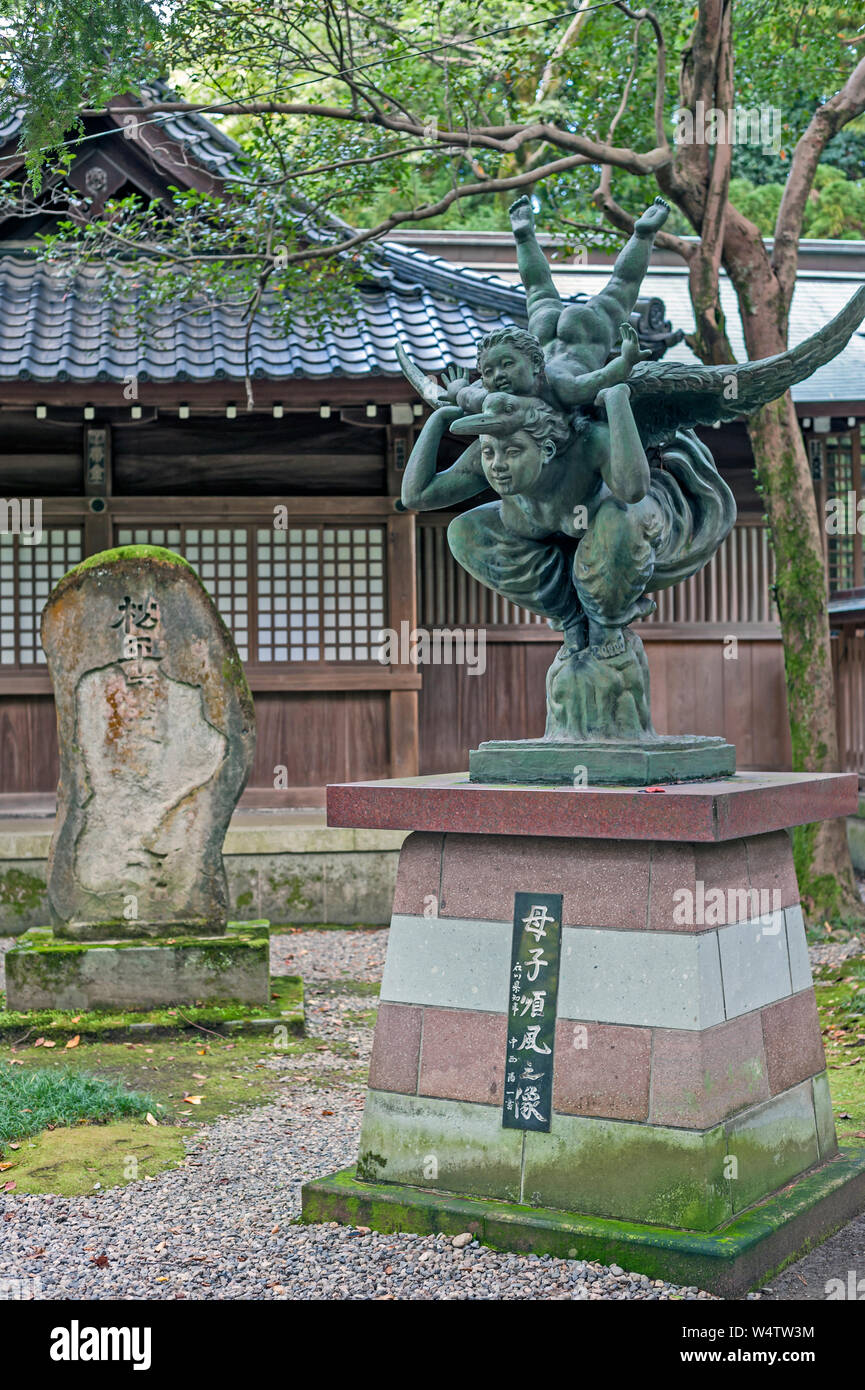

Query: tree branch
773,51,865,302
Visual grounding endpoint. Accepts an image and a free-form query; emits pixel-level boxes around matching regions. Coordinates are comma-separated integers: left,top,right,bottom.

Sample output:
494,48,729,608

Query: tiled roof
0,251,523,382
1,89,857,396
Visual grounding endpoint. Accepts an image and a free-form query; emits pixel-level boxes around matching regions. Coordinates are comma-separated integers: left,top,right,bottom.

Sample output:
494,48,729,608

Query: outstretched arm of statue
587,199,670,348
509,195,562,342
596,382,651,505
401,406,487,511
556,324,653,407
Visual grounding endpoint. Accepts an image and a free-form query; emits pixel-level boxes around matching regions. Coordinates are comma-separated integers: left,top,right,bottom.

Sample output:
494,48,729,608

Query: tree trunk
746,391,862,920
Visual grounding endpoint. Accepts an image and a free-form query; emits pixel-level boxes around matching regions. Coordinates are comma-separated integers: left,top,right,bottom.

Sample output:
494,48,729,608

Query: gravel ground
269,928,388,982
808,935,864,969
0,924,863,1301
0,1077,717,1301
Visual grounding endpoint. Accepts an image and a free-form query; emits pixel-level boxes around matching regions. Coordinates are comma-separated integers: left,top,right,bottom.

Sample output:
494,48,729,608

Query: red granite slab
368,1003,423,1096
391,832,444,916
650,1013,769,1128
327,771,857,843
553,1020,651,1120
440,833,651,928
418,1008,508,1105
761,990,827,1095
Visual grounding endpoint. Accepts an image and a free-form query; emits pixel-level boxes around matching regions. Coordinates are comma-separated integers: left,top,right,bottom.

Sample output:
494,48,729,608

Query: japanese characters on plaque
112,594,163,682
502,891,563,1133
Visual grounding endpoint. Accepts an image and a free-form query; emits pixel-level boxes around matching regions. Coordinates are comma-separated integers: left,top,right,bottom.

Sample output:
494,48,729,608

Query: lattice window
114,523,387,664
323,526,386,661
115,527,249,661
825,434,857,594
0,527,83,666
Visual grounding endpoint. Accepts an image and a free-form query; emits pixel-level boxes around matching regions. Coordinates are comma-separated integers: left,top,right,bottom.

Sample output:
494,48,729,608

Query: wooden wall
0,697,59,793
418,629,792,774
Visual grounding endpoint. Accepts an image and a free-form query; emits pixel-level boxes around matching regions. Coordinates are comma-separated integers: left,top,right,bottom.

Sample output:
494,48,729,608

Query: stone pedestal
5,929,270,1012
302,770,865,1294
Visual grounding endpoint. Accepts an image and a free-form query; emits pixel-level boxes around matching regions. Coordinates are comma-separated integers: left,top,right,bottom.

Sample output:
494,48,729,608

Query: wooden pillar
83,424,112,555
387,509,419,777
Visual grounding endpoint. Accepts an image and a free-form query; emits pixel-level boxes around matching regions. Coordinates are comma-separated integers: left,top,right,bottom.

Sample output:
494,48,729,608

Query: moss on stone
65,545,198,580
0,973,303,1040
0,867,46,917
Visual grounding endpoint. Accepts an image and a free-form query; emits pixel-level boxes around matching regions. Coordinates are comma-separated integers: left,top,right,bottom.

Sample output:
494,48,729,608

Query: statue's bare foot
634,196,670,238
508,195,535,241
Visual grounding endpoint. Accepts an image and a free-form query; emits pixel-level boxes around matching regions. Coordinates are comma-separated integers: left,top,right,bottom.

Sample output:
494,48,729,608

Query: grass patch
0,1067,155,1152
315,979,380,998
814,955,865,1138
4,1121,188,1196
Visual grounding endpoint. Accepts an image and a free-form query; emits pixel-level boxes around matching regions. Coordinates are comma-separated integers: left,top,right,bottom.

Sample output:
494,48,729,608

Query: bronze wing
626,284,865,448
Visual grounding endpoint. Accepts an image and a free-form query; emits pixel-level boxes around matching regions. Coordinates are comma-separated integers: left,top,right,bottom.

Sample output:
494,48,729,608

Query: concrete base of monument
469,735,736,786
5,927,270,1012
301,1147,865,1297
315,766,864,1293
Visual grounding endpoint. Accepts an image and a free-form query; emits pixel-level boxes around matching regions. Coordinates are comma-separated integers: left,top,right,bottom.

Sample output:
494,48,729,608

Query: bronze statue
397,197,865,784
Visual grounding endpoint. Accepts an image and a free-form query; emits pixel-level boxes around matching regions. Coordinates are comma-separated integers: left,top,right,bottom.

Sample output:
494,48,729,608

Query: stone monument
302,200,865,1294
5,546,268,1012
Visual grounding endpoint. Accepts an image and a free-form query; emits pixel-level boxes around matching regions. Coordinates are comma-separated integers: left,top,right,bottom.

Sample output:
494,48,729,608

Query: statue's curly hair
476,325,545,377
517,397,572,449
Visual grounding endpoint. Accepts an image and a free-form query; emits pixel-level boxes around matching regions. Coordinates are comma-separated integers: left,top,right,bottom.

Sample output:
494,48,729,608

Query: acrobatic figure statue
397,196,865,784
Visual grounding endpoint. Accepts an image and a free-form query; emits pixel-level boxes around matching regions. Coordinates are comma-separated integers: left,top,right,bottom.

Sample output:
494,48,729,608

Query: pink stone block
650,1013,769,1128
648,843,698,931
440,833,651,928
745,831,800,910
418,1008,508,1105
553,1020,651,1120
649,838,786,931
367,1002,422,1095
391,832,443,916
762,990,827,1095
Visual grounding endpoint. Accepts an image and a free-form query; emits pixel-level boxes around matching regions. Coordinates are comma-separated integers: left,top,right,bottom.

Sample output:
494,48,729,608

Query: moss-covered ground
813,952,865,1140
0,973,304,1040
0,975,374,1193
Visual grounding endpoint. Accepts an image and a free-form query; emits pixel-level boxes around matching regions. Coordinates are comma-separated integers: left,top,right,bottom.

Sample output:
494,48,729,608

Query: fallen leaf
181,1095,203,1105
321,1110,334,1117
91,1254,109,1268
33,1037,45,1047
42,1041,56,1049
0,1162,14,1172
3,1181,16,1192
70,1016,81,1023
9,1143,19,1151
65,1035,80,1050
191,1073,206,1081
145,1113,158,1127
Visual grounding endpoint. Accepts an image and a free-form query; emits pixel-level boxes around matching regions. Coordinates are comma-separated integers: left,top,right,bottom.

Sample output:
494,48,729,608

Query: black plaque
502,891,563,1133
